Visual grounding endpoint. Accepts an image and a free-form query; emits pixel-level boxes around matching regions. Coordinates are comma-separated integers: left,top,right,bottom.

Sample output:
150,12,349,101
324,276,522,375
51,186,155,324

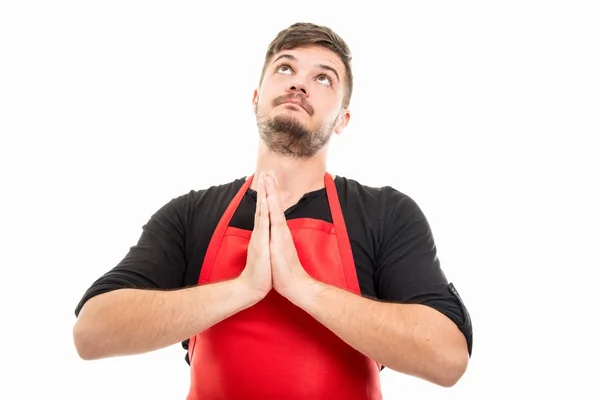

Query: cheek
312,84,342,105
262,76,287,94
257,83,279,106
255,90,270,110
313,98,340,120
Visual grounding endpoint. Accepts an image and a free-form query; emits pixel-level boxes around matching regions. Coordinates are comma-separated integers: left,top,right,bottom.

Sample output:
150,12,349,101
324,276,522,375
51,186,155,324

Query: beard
256,102,335,159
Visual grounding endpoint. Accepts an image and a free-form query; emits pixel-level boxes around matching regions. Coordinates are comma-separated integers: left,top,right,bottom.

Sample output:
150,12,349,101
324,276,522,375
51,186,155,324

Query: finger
254,172,263,229
269,172,284,214
259,173,270,238
265,175,286,229
269,171,280,187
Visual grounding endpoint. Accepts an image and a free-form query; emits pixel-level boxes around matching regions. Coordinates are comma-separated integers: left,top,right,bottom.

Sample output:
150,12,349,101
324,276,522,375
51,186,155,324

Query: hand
264,171,314,300
238,172,272,301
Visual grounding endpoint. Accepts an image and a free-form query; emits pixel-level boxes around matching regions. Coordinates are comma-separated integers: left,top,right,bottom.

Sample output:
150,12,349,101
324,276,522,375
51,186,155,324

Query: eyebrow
271,54,340,83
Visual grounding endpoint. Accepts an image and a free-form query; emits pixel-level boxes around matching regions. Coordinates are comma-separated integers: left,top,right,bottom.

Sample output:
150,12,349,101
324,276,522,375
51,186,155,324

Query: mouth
276,97,312,115
270,93,313,115
282,100,306,111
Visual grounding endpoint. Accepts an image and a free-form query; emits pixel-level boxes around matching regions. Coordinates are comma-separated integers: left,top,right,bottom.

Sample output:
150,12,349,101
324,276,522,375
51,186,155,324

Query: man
73,22,473,399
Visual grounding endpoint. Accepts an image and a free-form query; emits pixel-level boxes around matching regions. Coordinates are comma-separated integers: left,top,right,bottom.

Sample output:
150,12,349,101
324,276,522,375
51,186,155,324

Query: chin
274,107,310,123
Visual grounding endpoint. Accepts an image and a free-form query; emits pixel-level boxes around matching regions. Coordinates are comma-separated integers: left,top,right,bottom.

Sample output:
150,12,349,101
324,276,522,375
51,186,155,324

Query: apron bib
186,173,382,400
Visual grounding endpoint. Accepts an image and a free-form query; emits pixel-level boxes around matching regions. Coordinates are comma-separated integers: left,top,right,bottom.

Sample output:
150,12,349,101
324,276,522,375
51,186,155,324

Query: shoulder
160,176,248,213
334,175,423,218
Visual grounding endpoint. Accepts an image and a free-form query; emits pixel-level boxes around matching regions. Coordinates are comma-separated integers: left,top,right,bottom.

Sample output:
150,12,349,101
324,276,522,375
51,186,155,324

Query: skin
250,45,350,208
73,44,469,388
263,170,468,388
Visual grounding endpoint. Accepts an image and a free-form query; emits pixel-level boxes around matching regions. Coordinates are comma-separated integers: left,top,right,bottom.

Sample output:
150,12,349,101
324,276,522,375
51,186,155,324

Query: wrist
232,277,268,308
285,276,323,309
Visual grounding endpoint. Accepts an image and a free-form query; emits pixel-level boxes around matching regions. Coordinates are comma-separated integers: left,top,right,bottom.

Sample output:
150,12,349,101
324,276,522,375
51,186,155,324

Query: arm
73,280,261,360
291,281,468,387
286,187,472,387
72,194,213,360
74,182,272,361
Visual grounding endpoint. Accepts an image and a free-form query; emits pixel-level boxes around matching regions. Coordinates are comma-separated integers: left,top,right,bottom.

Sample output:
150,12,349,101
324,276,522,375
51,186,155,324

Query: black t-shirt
74,175,473,361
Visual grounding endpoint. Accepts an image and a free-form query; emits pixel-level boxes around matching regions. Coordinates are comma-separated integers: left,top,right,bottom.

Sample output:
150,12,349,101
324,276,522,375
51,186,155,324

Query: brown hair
260,22,353,108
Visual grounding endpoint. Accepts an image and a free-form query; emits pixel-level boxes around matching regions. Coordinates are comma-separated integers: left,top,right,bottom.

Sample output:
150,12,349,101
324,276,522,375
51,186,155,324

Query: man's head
253,22,353,159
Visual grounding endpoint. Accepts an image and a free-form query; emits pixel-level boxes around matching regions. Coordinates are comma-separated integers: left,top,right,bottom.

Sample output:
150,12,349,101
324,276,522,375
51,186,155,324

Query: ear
334,108,351,135
252,89,259,112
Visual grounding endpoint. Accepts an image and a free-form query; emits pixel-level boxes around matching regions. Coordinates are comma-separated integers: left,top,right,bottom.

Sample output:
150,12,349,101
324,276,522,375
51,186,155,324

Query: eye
316,74,332,86
277,64,293,75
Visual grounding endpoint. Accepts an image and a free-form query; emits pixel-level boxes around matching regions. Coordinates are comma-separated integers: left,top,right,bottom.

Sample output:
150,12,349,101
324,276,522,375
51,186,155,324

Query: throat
280,192,309,213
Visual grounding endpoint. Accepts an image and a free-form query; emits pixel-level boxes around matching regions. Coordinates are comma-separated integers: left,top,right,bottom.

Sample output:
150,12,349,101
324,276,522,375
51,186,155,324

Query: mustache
271,94,314,116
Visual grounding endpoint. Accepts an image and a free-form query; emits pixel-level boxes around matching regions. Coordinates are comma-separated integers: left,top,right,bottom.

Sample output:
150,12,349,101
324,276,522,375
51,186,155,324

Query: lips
273,95,313,116
284,99,304,107
283,100,307,113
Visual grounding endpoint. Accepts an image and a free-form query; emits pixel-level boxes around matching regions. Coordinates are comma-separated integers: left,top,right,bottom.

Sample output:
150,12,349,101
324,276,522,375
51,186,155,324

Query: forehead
269,45,345,79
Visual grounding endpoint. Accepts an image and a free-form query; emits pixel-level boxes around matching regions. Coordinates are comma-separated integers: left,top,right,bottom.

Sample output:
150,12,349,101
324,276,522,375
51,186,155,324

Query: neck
250,144,330,209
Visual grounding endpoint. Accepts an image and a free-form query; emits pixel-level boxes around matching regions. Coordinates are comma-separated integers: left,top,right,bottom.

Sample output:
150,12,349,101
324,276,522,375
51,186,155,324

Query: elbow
388,345,469,388
73,318,104,361
435,347,469,388
73,295,116,360
73,321,95,360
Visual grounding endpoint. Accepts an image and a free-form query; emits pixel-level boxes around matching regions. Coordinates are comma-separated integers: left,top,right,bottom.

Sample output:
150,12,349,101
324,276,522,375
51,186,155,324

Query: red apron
186,173,382,400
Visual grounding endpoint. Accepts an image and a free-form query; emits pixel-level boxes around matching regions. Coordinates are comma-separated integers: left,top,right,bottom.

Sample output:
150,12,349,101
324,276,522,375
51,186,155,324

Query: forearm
73,279,259,360
290,281,469,387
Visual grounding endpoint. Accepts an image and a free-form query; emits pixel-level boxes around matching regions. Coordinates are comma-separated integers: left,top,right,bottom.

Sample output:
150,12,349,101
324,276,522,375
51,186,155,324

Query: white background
1,1,599,398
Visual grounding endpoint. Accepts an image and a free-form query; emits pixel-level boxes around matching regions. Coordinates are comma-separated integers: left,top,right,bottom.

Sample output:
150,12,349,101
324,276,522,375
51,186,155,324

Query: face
253,45,350,159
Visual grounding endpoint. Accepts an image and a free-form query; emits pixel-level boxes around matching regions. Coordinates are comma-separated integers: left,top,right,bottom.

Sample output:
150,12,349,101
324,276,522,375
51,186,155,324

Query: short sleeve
74,194,189,317
375,188,473,356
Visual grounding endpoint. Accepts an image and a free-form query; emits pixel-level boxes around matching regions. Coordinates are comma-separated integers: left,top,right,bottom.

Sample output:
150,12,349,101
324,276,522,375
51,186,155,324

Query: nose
287,82,308,97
